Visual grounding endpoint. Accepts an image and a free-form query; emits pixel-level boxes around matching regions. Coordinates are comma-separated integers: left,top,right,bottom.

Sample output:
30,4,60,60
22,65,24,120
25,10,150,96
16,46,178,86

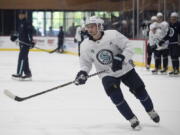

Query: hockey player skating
74,16,160,130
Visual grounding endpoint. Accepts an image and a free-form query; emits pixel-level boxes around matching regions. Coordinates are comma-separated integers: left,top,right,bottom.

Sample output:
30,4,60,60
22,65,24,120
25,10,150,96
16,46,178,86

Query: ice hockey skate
146,65,150,71
129,116,141,130
152,69,158,74
169,70,179,77
11,74,22,80
21,74,32,81
160,68,167,75
148,109,160,123
12,74,32,81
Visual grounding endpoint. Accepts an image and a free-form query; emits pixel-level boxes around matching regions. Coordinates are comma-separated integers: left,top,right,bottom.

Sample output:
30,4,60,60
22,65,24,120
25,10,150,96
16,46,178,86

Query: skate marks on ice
17,123,175,135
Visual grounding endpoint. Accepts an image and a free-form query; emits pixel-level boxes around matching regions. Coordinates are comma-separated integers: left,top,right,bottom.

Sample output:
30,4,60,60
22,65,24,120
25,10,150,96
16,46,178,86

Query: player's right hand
150,44,157,51
30,41,35,48
74,71,88,85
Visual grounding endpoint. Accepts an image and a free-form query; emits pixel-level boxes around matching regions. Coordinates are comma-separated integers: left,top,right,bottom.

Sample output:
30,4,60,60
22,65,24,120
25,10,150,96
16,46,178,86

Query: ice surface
0,51,180,135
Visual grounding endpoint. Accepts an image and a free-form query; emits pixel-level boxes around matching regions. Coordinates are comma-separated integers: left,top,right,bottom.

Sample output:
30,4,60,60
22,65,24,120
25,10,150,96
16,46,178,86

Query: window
53,12,64,30
32,12,44,35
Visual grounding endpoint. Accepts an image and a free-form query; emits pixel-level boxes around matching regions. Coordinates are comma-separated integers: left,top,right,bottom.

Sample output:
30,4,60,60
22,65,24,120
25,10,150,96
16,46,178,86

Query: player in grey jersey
74,16,160,130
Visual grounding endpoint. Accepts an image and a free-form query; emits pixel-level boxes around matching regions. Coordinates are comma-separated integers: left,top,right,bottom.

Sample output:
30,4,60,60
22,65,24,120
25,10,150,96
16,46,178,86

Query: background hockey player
168,12,180,75
74,25,89,56
50,26,64,53
146,16,158,70
74,16,160,130
147,22,161,72
10,10,35,80
152,13,169,74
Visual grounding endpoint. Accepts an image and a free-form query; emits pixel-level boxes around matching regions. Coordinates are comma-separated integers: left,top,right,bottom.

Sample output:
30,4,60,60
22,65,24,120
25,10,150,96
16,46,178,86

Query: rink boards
0,36,150,67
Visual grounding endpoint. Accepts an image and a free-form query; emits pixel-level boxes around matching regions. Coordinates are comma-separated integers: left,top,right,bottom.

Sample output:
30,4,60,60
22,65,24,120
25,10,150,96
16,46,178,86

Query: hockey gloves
75,71,88,85
10,33,18,42
158,40,165,46
150,44,157,51
112,54,125,72
30,41,35,48
74,38,77,43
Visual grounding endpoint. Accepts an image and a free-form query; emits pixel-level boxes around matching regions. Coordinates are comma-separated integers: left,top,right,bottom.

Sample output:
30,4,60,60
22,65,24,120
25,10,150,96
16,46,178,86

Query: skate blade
20,77,32,81
169,74,179,77
12,76,32,81
132,125,142,131
152,72,158,75
160,72,167,75
11,76,22,81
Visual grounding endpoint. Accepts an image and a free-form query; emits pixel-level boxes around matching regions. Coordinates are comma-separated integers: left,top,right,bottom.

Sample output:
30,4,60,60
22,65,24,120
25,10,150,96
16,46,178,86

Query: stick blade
4,89,16,100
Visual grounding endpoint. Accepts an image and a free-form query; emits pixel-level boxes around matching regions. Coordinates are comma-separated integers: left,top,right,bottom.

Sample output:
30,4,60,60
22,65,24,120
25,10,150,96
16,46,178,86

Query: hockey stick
15,40,51,53
4,70,106,102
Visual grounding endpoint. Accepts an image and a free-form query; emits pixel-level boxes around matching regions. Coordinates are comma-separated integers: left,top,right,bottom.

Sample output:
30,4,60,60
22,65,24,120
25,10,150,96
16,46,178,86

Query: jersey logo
96,49,113,65
169,27,174,37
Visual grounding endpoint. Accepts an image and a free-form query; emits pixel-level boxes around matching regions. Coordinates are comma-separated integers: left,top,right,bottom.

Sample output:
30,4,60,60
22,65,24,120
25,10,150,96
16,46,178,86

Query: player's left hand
112,54,125,72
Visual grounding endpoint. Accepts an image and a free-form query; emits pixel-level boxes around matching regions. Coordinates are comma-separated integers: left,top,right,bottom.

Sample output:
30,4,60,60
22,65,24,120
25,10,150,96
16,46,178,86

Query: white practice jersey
149,21,169,50
148,24,161,47
157,21,169,50
75,26,82,42
159,21,169,39
79,30,134,79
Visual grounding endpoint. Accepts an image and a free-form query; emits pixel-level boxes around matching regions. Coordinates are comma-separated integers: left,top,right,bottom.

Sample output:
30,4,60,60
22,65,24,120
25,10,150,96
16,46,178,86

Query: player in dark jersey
168,12,180,75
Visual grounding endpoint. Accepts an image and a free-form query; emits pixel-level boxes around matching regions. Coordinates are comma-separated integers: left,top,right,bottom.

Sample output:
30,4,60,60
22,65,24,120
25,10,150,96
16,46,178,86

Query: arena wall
0,36,157,68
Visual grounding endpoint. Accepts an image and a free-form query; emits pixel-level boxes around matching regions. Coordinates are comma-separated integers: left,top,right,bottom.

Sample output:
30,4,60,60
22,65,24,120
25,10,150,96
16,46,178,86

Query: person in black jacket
11,10,34,80
49,26,64,53
57,26,64,53
168,12,180,75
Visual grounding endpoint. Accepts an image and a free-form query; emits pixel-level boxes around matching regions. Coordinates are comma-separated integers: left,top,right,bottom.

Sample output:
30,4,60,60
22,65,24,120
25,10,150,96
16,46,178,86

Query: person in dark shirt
168,12,180,75
11,10,34,80
50,26,64,53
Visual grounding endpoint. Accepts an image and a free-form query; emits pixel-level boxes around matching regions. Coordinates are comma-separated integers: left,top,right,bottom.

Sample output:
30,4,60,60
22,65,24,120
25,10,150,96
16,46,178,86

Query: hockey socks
109,90,135,120
139,95,153,112
134,86,154,112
